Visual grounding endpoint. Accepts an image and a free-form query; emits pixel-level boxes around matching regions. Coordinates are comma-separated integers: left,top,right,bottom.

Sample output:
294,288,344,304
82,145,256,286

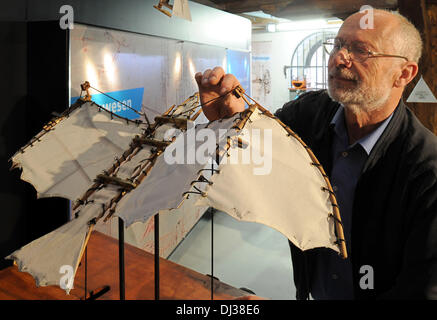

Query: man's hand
195,66,246,121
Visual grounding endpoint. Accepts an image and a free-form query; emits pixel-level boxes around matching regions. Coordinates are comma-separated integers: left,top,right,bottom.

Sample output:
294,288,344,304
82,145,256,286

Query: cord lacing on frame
190,175,213,186
182,185,207,198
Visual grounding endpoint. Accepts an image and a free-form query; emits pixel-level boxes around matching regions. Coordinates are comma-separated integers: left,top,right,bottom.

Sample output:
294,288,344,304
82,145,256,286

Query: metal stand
85,247,87,298
154,213,160,300
210,160,215,300
211,206,214,300
81,246,111,300
114,208,161,301
116,214,159,300
118,217,125,300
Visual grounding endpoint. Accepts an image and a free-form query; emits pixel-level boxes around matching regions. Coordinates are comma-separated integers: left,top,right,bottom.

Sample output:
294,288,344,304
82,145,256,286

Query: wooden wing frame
7,87,346,293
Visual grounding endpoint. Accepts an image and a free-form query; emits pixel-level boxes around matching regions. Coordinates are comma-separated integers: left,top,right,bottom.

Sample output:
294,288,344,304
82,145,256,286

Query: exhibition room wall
251,21,341,113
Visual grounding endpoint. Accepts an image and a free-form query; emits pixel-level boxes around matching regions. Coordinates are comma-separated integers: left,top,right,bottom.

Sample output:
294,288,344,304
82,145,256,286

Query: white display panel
70,23,226,123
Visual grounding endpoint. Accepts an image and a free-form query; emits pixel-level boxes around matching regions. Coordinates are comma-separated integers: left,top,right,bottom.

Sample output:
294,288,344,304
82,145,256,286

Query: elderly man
195,9,437,299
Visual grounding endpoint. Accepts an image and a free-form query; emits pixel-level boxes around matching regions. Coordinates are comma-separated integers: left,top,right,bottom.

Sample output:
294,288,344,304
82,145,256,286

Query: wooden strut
132,137,172,149
154,116,188,130
81,81,92,101
191,108,203,121
163,104,176,116
169,93,201,117
43,117,65,132
153,0,173,18
95,174,137,191
232,86,348,259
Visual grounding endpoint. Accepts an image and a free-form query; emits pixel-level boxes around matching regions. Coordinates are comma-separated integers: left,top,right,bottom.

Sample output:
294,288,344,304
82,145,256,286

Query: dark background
0,20,70,269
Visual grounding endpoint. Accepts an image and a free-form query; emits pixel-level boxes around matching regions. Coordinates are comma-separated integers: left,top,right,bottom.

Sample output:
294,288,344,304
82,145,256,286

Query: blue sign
71,87,144,120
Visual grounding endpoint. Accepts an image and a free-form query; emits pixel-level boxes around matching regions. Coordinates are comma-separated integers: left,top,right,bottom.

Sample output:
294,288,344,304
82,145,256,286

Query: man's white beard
327,73,391,115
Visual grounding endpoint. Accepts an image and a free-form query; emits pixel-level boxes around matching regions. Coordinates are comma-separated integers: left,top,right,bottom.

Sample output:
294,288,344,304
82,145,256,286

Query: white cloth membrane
11,102,145,200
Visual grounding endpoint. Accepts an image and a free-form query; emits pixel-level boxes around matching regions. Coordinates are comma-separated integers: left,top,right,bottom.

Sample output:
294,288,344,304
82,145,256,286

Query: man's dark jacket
274,90,437,300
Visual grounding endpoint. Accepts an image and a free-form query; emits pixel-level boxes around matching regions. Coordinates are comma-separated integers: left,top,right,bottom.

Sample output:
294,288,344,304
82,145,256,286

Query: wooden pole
399,0,437,135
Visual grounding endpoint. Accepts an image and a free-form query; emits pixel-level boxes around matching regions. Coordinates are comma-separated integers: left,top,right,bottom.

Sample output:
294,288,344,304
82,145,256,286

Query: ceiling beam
213,0,296,14
207,0,398,20
238,13,282,25
271,0,397,20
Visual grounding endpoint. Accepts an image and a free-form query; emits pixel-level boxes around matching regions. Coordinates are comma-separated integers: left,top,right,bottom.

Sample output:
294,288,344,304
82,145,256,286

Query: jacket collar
330,105,395,156
361,100,406,173
315,97,407,176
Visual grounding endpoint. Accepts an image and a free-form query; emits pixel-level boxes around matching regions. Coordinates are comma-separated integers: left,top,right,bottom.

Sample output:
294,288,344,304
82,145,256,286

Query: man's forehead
336,29,378,48
337,12,396,48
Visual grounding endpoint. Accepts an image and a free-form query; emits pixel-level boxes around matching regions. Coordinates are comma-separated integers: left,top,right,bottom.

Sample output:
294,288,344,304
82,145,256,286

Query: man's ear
394,61,419,88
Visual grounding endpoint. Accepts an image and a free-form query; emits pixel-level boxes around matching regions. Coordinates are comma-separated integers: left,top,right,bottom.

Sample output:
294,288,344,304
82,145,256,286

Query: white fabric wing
195,110,339,253
6,185,121,292
11,101,146,200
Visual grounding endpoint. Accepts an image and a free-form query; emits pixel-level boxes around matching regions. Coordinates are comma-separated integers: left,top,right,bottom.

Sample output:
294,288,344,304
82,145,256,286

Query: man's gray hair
386,10,423,63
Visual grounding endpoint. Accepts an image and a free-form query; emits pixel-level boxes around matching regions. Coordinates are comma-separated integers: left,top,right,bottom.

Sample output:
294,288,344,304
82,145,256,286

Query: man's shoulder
404,107,437,155
401,106,437,180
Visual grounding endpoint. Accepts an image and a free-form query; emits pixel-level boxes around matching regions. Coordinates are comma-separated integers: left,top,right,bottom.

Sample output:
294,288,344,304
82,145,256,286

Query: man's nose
331,48,353,68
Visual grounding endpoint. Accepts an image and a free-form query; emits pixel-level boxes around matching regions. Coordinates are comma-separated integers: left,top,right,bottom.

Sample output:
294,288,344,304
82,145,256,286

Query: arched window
289,31,337,92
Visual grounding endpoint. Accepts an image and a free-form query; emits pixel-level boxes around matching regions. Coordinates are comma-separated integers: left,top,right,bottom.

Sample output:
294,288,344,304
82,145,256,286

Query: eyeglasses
322,40,409,63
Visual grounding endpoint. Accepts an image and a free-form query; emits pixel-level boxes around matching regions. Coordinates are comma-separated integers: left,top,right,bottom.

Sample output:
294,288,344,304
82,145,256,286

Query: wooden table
0,231,247,300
